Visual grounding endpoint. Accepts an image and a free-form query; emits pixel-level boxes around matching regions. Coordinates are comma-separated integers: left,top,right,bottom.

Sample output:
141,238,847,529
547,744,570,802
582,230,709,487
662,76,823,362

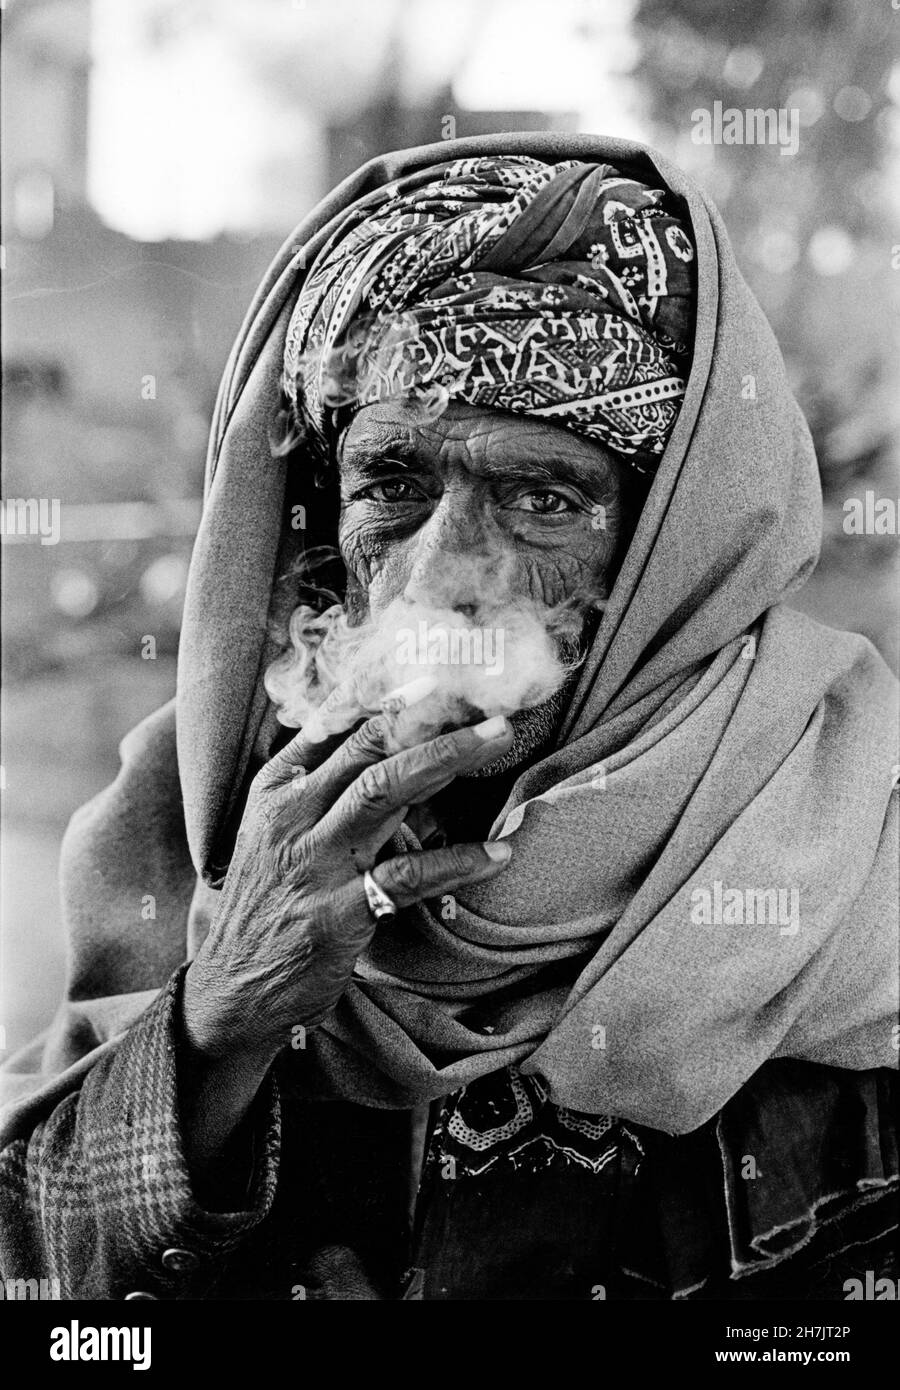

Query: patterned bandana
283,155,696,472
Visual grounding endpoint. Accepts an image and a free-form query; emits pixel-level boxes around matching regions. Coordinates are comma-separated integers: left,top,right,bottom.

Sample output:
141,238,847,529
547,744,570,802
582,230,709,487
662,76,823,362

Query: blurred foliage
633,0,898,506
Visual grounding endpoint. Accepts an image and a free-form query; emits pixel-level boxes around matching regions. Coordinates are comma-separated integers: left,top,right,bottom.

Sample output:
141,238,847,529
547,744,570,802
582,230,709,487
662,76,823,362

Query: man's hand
181,701,514,1072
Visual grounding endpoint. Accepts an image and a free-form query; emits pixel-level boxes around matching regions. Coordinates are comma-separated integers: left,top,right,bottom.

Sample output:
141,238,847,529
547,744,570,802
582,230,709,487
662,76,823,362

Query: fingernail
473,715,508,741
484,840,512,862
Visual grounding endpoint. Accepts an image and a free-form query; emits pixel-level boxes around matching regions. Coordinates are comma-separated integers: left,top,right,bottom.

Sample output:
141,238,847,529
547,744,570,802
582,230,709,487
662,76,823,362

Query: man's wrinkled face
337,399,632,772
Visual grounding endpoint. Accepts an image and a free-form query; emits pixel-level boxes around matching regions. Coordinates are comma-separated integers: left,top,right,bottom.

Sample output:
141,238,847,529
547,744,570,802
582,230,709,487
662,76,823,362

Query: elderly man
1,134,897,1302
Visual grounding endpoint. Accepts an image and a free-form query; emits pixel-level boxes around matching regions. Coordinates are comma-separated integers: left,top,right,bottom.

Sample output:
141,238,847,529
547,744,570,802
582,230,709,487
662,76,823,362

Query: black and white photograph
1,0,898,1353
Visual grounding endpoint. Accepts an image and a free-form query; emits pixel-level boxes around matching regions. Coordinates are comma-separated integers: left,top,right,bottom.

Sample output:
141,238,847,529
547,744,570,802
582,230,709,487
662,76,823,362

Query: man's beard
460,630,590,778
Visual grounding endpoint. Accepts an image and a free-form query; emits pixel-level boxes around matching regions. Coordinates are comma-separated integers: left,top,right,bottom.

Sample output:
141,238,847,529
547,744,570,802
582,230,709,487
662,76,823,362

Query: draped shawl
165,134,900,1136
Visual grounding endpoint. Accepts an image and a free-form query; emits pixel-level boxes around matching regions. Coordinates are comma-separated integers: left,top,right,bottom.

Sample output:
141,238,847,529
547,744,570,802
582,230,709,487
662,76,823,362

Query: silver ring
362,869,398,921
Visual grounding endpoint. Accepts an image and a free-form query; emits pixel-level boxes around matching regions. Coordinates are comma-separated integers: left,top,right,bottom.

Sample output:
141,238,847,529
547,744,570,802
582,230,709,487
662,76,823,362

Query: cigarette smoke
264,551,594,752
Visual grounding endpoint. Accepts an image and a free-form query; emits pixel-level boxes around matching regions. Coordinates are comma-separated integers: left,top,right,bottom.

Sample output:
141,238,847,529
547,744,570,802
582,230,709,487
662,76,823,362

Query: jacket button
161,1247,200,1273
124,1291,158,1301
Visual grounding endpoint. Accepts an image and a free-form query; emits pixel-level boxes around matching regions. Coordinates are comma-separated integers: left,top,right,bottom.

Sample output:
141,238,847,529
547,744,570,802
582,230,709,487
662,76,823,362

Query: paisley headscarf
282,155,696,472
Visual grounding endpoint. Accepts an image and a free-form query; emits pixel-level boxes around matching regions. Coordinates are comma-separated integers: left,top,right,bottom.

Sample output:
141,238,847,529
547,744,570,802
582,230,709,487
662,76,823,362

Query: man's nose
402,493,496,609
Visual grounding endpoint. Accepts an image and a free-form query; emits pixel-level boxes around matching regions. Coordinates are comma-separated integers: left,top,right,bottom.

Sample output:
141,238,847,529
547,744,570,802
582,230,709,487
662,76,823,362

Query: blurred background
2,0,898,1053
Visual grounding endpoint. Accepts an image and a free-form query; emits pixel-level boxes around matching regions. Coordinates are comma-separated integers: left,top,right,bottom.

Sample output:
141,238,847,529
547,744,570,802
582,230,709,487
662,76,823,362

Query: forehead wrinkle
338,419,425,471
340,405,622,489
484,434,617,485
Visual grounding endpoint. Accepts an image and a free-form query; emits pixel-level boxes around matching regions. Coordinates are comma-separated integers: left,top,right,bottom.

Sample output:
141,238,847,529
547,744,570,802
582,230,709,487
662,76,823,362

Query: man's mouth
265,582,593,755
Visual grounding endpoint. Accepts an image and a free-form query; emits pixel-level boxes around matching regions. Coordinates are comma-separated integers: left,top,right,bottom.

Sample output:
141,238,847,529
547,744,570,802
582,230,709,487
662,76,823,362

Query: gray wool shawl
3,133,898,1145
177,132,899,1132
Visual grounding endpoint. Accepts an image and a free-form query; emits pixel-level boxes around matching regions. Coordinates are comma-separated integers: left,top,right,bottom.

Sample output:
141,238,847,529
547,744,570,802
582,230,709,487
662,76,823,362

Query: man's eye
514,489,575,515
361,480,419,503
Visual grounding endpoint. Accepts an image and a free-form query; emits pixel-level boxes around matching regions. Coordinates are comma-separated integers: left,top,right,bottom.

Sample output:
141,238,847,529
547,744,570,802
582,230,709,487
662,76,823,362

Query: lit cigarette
380,674,439,717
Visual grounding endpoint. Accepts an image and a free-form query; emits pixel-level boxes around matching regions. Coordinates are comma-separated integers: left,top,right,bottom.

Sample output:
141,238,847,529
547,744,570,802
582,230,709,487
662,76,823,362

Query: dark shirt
411,1067,635,1300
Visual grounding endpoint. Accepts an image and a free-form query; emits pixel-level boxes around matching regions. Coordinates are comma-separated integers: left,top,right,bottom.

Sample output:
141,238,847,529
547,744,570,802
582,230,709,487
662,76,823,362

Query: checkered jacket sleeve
0,966,281,1299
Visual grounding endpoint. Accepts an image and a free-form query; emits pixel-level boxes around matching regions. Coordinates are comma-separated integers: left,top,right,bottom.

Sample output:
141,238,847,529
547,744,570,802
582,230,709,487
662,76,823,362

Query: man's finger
370,839,513,909
265,673,441,783
263,677,372,779
309,716,512,851
301,838,513,959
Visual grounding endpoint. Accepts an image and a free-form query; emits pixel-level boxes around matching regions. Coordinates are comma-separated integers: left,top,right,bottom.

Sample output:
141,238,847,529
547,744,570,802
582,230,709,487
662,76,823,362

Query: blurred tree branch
632,0,898,499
